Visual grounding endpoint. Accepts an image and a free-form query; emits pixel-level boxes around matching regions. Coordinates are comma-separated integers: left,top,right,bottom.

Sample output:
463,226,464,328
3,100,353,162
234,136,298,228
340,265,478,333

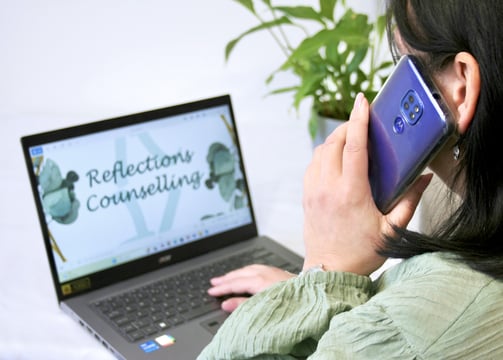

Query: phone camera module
401,90,423,125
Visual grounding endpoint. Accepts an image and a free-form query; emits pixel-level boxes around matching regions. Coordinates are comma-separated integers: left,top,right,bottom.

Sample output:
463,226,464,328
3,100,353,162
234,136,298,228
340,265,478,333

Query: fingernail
354,92,364,110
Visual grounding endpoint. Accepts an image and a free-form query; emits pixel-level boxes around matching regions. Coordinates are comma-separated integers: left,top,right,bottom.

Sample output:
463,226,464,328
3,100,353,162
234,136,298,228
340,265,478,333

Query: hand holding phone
368,55,455,213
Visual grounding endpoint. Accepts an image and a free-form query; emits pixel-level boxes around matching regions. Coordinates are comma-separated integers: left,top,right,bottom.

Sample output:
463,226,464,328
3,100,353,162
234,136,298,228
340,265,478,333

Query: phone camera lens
401,90,423,125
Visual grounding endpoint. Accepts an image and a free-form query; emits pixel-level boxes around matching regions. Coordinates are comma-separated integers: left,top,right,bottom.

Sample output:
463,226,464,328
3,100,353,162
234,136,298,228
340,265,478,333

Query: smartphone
368,55,455,213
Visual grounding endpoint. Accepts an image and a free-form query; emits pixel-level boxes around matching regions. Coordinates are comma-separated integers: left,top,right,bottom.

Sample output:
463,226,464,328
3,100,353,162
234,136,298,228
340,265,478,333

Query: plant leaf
265,71,275,84
376,61,394,71
282,27,369,70
319,0,337,21
274,6,324,24
325,40,340,68
308,110,319,140
376,14,387,41
365,90,379,102
267,86,298,95
233,0,255,13
336,9,371,39
225,16,293,61
346,47,368,73
279,29,332,69
293,70,326,109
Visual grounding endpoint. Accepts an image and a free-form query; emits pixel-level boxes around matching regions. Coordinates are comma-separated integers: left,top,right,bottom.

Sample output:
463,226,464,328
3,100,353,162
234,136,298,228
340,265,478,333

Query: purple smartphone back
368,55,454,213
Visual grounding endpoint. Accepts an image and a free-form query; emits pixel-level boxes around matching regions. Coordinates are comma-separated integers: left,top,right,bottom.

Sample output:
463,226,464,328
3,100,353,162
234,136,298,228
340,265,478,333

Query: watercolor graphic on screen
34,157,80,262
204,142,247,214
202,114,248,219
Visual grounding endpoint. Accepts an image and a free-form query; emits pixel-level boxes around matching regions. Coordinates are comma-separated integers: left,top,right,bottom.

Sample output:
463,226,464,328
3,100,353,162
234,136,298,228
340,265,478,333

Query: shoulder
376,251,481,281
374,252,500,295
317,253,503,358
367,252,503,357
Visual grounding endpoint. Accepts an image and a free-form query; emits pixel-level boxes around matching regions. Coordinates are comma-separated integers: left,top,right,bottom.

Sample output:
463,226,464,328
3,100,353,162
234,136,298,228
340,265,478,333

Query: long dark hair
380,0,503,279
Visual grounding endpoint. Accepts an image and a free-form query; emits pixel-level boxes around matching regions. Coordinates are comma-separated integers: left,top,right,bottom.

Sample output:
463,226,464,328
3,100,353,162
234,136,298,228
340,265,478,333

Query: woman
198,0,503,358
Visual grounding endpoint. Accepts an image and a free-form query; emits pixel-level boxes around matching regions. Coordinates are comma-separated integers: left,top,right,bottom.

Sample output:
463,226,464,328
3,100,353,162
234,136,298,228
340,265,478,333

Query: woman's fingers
321,121,348,176
207,264,294,297
385,173,433,234
342,93,371,188
207,276,254,296
208,265,296,312
220,297,248,313
302,94,391,275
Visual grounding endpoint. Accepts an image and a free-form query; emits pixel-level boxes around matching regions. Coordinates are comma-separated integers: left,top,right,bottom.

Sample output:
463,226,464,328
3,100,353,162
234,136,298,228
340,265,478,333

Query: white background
0,1,408,359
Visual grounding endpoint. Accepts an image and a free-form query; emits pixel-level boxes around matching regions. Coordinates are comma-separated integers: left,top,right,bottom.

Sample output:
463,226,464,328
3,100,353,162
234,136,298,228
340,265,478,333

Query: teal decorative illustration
39,159,80,224
205,142,246,210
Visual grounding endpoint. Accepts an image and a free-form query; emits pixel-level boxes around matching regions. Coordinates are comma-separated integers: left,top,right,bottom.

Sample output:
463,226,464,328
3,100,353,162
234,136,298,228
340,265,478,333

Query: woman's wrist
298,263,325,276
302,252,351,274
302,256,382,276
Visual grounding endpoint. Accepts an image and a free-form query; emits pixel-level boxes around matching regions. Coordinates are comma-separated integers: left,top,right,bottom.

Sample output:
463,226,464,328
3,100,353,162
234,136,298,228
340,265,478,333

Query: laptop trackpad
201,313,229,335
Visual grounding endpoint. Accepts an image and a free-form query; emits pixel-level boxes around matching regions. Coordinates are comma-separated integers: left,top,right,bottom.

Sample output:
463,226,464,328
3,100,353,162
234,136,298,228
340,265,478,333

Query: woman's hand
207,264,296,312
302,93,431,276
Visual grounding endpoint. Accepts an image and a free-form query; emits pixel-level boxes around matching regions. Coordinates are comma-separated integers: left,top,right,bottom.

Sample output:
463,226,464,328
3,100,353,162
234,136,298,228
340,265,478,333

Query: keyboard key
127,330,145,342
183,302,221,321
91,247,299,343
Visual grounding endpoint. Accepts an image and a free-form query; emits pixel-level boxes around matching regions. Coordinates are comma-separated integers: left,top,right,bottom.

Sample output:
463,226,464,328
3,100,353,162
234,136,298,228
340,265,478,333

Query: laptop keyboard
91,247,300,342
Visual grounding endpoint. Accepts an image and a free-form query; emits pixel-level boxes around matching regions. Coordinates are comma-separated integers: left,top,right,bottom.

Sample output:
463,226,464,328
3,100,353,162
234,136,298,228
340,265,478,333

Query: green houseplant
225,0,393,140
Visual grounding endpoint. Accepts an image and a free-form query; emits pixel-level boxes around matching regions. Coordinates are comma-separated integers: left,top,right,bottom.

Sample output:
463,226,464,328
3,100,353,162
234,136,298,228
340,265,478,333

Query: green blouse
198,252,503,359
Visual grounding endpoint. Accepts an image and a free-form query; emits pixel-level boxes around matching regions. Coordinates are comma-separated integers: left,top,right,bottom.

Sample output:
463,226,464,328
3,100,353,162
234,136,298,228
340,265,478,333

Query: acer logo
158,254,172,264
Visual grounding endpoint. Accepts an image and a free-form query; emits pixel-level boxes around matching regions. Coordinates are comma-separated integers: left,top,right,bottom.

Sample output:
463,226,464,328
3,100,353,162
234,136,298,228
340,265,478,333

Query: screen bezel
21,95,259,302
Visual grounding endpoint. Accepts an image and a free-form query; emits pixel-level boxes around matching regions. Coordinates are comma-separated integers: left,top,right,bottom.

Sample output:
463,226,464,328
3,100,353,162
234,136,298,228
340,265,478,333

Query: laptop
21,94,303,360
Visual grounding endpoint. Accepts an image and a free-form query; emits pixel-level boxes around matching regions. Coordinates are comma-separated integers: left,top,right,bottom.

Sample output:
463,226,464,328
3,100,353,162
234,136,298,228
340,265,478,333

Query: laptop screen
22,96,255,292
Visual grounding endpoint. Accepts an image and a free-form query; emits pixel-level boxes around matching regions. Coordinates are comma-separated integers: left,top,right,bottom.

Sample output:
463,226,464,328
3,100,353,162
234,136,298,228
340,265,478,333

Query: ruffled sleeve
198,271,373,360
199,253,503,359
